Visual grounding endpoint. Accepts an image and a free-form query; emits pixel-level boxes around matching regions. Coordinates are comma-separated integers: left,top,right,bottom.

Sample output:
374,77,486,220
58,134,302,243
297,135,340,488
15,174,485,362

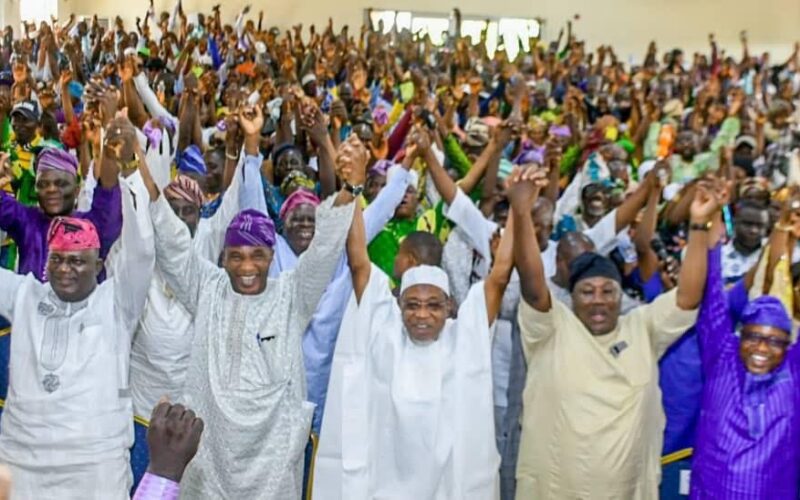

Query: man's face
674,131,698,160
365,173,386,203
167,197,200,237
571,277,622,336
11,113,36,145
36,170,79,216
275,149,305,182
204,150,225,194
222,245,274,295
400,285,450,343
46,249,102,302
582,185,610,221
284,204,316,255
734,207,768,253
394,186,418,220
739,325,790,375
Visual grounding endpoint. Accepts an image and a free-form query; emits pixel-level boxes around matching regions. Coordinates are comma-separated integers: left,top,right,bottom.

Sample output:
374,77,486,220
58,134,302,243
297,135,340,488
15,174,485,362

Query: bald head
393,231,444,281
532,197,555,250
554,231,596,287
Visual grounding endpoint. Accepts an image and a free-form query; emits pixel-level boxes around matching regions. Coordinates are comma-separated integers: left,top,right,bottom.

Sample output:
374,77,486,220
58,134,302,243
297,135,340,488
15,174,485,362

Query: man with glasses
690,242,800,498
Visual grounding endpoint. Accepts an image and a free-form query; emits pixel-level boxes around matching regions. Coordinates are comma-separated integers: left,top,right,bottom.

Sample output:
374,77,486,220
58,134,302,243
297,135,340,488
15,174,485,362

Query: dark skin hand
146,399,204,483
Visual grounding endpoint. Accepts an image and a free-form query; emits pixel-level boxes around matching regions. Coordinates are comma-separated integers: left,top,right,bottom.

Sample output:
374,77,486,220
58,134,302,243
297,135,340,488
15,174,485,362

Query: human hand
335,134,370,186
689,180,722,224
506,165,549,213
146,399,204,483
299,101,329,144
237,104,264,137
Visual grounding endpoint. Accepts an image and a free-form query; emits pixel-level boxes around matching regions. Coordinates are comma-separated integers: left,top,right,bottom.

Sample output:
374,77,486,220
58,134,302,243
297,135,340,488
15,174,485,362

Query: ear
94,258,104,278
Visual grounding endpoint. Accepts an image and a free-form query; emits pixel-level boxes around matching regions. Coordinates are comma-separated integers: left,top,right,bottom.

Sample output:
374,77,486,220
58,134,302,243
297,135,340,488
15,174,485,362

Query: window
368,10,541,60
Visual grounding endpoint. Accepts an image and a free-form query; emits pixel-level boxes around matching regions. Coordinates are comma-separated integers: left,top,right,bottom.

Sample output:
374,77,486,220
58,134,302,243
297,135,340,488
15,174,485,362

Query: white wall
3,0,799,63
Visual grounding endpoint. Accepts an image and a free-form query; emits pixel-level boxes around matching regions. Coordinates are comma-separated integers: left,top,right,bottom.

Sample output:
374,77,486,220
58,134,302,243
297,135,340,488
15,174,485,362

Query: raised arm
614,174,653,233
634,163,668,282
291,135,363,325
484,214,513,324
348,202,370,303
111,167,155,334
508,166,551,311
676,180,723,310
363,163,409,242
300,102,337,198
143,140,218,315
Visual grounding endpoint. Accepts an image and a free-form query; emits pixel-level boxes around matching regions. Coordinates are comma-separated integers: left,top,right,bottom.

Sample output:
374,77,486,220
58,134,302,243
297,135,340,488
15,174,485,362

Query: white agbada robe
0,185,154,500
313,266,500,500
128,153,261,418
149,193,354,499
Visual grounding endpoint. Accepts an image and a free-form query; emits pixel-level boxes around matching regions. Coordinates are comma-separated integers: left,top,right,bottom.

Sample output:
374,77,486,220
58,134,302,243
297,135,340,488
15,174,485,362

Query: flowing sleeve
194,153,246,262
292,197,355,328
111,180,155,335
239,154,267,213
643,289,699,357
695,243,736,369
149,195,220,315
0,267,26,320
133,73,178,130
442,189,497,261
517,295,559,357
364,165,407,242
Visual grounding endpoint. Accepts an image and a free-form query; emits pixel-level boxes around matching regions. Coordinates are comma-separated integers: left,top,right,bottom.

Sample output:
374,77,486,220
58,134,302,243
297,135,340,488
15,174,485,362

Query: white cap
255,41,267,55
400,265,450,297
301,73,316,86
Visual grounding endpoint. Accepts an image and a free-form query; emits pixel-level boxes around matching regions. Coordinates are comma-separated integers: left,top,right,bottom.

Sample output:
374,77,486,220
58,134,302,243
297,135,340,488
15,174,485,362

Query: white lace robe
149,194,354,499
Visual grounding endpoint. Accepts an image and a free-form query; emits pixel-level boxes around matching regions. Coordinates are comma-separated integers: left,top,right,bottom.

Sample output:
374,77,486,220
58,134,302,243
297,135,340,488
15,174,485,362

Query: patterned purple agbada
691,244,800,499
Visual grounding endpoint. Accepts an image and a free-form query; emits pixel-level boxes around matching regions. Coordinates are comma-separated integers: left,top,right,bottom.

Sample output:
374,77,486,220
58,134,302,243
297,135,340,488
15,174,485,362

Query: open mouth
748,353,770,369
297,229,314,240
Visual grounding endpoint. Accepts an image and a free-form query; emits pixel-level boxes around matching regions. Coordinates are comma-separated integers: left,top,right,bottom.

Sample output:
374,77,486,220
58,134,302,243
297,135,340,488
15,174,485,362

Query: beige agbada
515,289,697,499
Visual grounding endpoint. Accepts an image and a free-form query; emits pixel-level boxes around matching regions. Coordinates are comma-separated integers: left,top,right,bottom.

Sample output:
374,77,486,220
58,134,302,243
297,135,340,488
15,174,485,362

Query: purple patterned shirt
133,473,180,500
691,244,800,499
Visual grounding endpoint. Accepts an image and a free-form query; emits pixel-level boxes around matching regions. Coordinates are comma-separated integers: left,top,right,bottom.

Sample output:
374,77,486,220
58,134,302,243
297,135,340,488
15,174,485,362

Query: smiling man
690,242,800,498
0,187,153,498
0,147,122,281
313,173,515,498
142,127,362,498
511,168,718,498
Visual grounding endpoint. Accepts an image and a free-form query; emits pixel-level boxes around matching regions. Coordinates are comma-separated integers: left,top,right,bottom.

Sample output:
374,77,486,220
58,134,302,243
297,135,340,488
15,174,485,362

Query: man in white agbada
127,110,266,420
313,187,517,499
140,133,365,498
0,168,154,498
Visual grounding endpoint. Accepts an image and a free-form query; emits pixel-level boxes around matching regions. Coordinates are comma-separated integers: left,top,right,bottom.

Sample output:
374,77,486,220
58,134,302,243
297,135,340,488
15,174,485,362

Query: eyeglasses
741,331,791,350
401,301,447,314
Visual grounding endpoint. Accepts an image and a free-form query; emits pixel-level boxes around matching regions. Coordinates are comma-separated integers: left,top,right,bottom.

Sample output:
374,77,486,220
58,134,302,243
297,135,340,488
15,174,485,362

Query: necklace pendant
42,374,60,393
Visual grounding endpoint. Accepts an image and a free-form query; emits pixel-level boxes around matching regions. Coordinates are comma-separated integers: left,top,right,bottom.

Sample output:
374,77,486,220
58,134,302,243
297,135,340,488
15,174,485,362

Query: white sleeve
0,268,26,320
76,166,98,212
133,72,178,130
194,153,247,262
442,189,497,260
111,175,156,334
555,173,582,223
364,165,408,242
584,209,620,256
292,198,355,328
150,195,220,315
239,153,267,213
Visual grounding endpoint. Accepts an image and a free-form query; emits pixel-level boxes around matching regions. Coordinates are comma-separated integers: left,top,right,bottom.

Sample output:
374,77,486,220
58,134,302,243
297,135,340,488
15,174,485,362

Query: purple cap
37,147,78,177
224,209,277,248
740,296,792,334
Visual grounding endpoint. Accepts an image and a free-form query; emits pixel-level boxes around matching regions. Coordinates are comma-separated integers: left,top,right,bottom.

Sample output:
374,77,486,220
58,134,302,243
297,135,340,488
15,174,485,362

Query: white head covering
400,265,450,297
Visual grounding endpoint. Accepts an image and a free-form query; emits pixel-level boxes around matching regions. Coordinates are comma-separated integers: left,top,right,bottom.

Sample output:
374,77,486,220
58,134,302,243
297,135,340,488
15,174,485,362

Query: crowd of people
0,3,798,499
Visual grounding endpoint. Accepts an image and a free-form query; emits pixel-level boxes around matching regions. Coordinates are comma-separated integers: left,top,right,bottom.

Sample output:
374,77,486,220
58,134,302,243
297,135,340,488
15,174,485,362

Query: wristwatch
344,181,365,197
688,221,712,232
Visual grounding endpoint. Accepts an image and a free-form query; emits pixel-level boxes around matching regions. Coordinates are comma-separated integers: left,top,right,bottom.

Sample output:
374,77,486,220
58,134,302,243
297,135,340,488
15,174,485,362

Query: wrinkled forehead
573,276,619,292
401,284,448,302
